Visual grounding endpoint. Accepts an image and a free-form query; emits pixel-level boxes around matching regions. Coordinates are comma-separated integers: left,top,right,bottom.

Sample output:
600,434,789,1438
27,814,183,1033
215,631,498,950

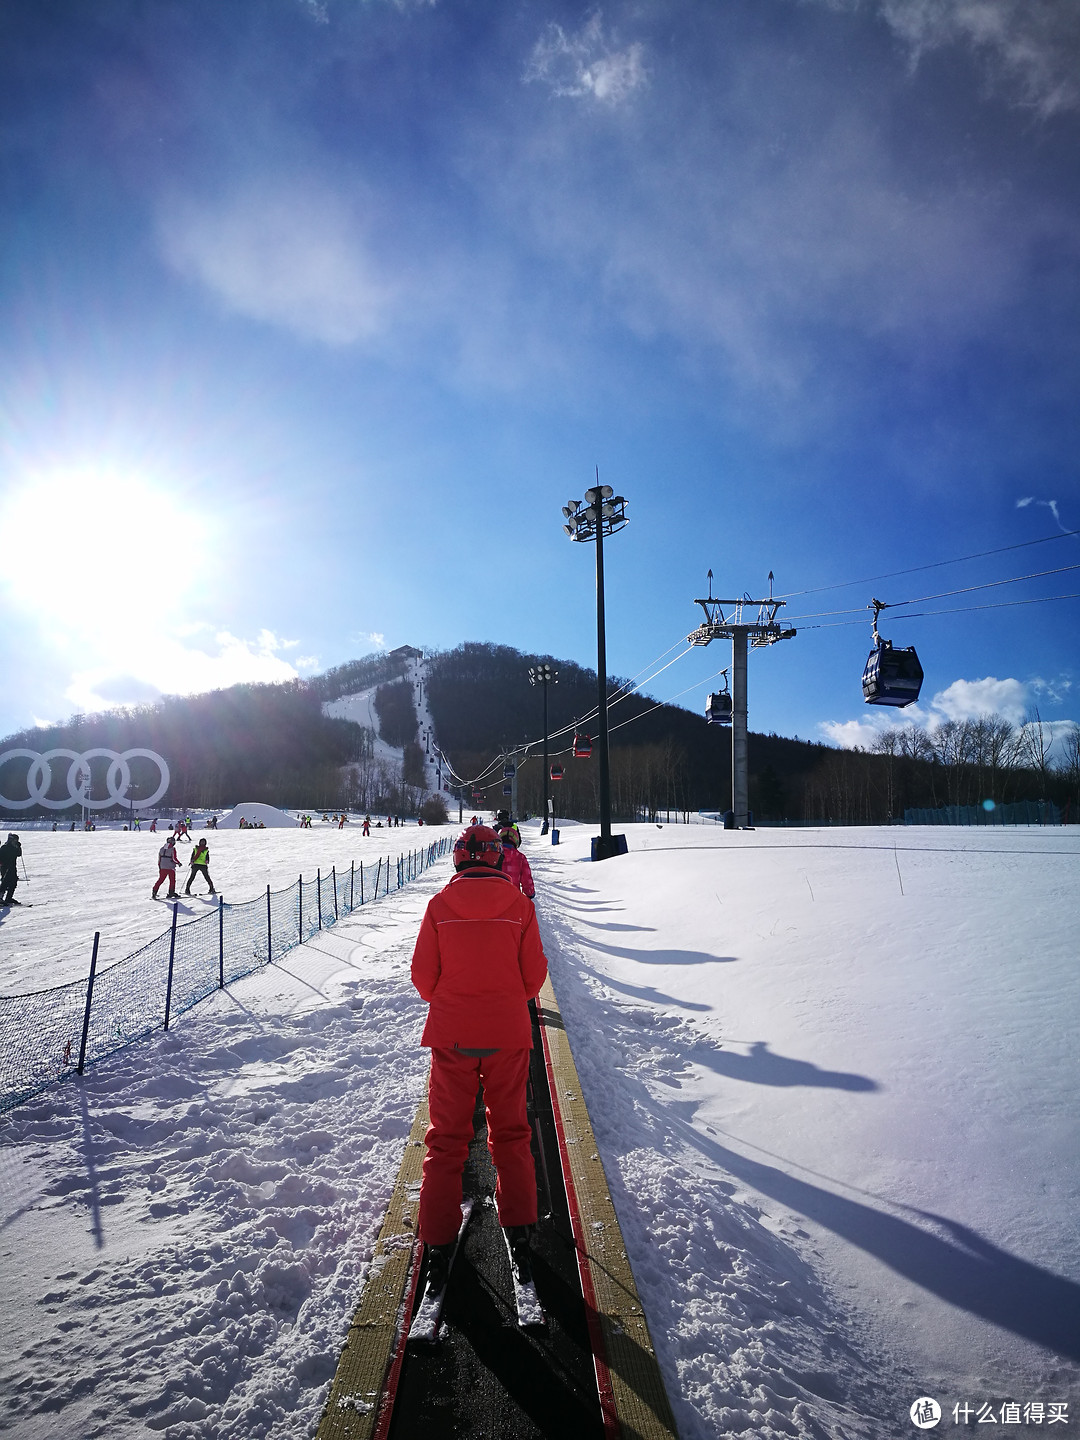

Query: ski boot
422,1241,454,1301
505,1225,535,1286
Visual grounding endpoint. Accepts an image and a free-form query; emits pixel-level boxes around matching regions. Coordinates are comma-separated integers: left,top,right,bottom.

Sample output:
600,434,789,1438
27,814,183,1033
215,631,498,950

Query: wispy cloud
525,13,647,105
157,179,394,346
874,0,1080,117
1016,496,1074,535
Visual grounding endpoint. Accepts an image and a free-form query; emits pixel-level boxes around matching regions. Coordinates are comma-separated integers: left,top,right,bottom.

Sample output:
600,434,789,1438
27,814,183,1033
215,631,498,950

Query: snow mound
218,803,299,829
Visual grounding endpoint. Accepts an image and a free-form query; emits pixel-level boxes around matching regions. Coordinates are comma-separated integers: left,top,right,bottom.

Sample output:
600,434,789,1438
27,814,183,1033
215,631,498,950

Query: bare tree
1021,707,1054,796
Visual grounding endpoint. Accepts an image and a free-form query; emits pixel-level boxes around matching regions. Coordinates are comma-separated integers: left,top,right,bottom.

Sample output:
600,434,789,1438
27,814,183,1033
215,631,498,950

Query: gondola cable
774,526,1080,602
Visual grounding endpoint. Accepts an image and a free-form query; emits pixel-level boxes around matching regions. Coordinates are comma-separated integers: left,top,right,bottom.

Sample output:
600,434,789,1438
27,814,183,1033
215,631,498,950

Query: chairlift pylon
862,598,924,707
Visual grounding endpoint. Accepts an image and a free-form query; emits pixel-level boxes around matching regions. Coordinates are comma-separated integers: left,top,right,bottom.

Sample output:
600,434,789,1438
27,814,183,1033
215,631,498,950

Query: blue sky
1,0,1078,751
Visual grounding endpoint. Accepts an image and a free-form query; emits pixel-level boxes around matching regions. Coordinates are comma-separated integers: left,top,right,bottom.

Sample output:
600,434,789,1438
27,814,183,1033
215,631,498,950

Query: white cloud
295,654,320,670
525,14,648,105
821,674,1045,746
64,630,302,714
819,718,888,748
157,179,394,346
928,675,1030,724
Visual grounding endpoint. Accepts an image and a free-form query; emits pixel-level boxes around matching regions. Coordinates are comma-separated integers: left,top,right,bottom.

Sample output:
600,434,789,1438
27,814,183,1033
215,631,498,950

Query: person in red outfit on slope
410,824,548,1298
497,823,535,899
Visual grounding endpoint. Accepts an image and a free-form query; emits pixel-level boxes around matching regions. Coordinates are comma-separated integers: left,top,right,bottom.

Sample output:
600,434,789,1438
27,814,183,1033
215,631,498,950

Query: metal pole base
591,833,628,861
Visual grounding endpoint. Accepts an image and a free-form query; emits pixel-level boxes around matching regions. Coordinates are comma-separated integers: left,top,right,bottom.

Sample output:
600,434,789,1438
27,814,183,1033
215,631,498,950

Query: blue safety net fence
0,838,453,1114
904,800,1062,826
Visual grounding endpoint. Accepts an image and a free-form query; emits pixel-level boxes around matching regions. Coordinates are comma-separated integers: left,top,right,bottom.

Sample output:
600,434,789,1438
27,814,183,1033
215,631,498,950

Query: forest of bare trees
797,712,1079,824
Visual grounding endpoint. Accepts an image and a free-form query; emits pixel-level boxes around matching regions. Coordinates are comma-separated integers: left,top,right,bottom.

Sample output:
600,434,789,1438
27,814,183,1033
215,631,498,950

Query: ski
503,1228,545,1328
407,1197,477,1344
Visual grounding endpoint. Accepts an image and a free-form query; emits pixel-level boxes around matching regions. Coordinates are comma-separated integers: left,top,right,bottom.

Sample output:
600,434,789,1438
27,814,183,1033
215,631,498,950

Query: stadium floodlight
562,475,629,861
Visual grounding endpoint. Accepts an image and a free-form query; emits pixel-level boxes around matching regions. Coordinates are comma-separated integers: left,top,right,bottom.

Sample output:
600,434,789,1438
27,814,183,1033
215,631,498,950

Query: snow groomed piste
0,836,454,1114
315,974,679,1439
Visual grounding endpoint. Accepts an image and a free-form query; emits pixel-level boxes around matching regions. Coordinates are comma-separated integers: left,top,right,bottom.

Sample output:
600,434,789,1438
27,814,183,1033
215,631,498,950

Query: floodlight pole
562,478,629,860
688,576,796,829
528,663,557,834
594,512,612,852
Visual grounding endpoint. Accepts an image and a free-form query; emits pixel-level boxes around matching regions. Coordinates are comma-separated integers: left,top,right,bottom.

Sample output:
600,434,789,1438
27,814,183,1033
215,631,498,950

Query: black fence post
350,860,355,911
266,884,272,963
77,932,100,1075
218,895,224,988
360,860,364,905
164,903,178,1031
317,869,322,931
332,865,338,921
299,874,303,943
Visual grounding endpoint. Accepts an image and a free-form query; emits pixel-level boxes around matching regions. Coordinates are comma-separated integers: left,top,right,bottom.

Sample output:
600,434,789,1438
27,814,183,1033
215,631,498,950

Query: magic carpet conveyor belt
316,974,679,1440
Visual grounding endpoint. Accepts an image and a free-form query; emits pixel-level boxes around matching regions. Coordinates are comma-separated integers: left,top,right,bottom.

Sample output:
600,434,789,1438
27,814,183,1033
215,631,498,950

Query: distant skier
362,816,371,837
184,838,216,896
0,833,24,906
152,836,180,899
410,825,548,1304
497,824,535,899
149,818,158,833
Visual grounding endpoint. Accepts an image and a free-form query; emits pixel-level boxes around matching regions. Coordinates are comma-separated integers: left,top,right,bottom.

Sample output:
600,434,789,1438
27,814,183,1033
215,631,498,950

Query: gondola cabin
706,691,733,725
503,762,516,779
862,641,924,707
502,784,512,796
572,733,592,758
549,763,565,782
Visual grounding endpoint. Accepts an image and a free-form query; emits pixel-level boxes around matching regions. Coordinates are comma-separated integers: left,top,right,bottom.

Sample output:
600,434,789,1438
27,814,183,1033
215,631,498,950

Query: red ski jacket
499,846,535,899
411,870,548,1050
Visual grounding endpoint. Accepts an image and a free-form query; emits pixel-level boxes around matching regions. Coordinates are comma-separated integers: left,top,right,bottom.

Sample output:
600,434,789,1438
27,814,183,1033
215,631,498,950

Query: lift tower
688,573,796,828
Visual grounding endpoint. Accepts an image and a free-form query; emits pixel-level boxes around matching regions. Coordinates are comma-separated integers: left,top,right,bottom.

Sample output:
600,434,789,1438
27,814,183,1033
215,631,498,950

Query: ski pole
19,857,29,886
527,1074,555,1222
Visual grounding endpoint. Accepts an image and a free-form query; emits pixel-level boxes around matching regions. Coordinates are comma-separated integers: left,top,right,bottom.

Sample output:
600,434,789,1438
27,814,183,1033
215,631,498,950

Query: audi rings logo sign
0,749,170,811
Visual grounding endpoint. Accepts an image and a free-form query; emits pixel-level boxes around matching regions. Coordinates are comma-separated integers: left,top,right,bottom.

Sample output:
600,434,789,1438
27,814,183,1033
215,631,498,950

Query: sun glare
1,465,206,624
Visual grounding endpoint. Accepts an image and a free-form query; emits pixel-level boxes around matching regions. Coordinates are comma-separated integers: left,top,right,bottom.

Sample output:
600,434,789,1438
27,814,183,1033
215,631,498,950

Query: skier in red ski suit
497,824,535,899
410,825,547,1263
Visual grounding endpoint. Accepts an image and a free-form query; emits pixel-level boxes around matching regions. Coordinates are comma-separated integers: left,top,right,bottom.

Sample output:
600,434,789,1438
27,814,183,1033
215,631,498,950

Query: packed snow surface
1,822,1078,1439
0,822,424,990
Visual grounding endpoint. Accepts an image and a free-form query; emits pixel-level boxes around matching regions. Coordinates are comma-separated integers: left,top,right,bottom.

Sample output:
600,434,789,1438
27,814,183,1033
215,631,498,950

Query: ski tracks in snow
0,883,439,1440
533,870,902,1440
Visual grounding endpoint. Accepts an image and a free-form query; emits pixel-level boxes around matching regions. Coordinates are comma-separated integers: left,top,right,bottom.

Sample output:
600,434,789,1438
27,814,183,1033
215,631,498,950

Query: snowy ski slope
0,822,1077,1439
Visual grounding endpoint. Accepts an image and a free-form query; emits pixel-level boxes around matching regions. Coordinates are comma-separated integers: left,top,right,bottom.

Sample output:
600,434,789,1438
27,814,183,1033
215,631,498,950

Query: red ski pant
152,868,177,896
418,1047,537,1245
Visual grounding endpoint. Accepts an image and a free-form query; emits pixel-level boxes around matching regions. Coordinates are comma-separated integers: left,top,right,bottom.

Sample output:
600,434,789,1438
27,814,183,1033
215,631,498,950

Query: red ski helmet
453,824,503,871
